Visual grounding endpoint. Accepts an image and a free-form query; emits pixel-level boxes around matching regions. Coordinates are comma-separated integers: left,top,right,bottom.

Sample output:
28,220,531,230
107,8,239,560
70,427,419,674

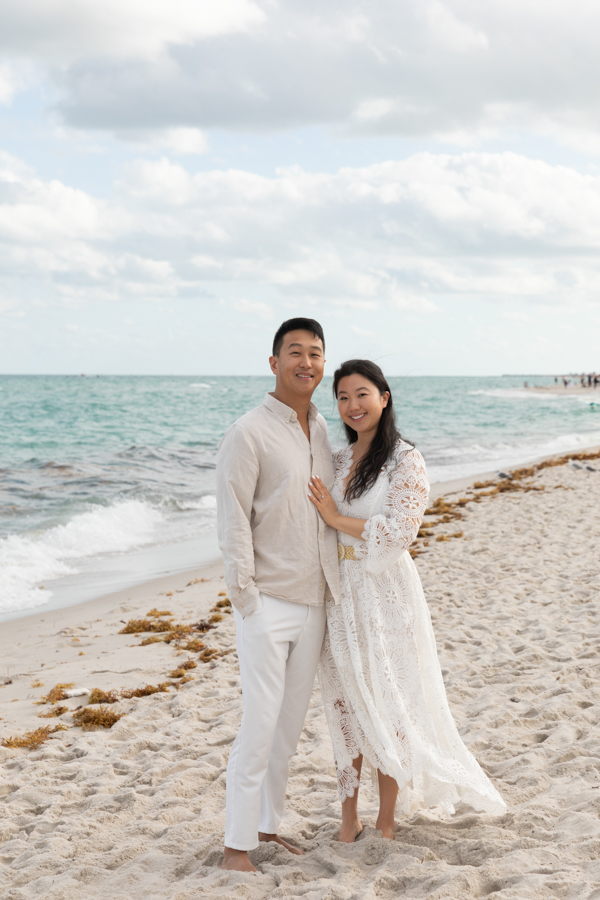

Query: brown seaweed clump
139,635,164,646
38,705,69,718
119,682,170,699
38,682,75,705
73,706,124,730
119,618,174,634
160,624,194,643
88,688,120,704
147,608,173,617
213,599,232,611
168,659,197,678
436,531,463,542
2,724,68,749
183,638,206,652
192,620,216,634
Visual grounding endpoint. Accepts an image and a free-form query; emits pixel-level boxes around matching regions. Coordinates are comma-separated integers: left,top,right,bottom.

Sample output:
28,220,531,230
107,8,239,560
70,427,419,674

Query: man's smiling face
269,329,325,400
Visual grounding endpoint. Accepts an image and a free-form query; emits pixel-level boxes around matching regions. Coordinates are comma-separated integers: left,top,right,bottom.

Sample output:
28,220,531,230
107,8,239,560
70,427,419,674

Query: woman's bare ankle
338,816,362,843
374,818,395,840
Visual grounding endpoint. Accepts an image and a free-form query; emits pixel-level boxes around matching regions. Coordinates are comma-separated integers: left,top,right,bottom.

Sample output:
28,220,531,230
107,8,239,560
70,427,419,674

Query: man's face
269,329,325,398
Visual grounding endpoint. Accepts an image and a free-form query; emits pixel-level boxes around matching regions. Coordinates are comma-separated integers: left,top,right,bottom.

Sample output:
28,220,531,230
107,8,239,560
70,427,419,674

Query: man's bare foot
258,832,306,855
221,847,257,872
337,818,363,843
375,819,395,840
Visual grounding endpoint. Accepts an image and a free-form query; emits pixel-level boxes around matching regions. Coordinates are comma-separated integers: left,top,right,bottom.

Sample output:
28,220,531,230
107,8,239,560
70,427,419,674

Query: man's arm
216,424,261,616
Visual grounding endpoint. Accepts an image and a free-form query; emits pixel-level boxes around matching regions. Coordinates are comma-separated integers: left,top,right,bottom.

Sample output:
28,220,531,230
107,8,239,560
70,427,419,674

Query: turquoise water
1,373,599,617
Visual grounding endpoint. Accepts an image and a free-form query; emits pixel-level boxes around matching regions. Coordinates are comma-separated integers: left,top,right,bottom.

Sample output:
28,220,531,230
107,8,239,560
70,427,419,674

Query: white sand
2,457,600,899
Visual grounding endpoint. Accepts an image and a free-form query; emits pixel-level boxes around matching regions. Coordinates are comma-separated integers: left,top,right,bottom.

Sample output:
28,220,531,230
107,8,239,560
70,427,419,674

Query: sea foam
0,500,162,616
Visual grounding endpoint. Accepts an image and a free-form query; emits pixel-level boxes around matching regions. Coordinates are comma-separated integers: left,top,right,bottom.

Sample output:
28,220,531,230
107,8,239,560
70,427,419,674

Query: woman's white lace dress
319,441,506,816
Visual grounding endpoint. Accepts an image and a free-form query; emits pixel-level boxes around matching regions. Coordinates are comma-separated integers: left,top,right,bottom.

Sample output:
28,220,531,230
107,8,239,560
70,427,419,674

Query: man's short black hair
272,317,325,356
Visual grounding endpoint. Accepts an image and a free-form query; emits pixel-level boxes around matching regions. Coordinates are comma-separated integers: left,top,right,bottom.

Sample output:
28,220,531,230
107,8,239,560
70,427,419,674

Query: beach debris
213,598,232,611
410,448,600,560
2,724,68,749
209,613,224,623
139,635,164,646
192,620,216,634
183,638,206,652
119,618,175,634
38,706,69,718
30,679,44,688
436,532,463,542
37,684,90,705
168,659,197,679
147,608,173,617
88,688,120,705
120,682,170,699
73,706,124,730
38,683,75,705
187,577,208,585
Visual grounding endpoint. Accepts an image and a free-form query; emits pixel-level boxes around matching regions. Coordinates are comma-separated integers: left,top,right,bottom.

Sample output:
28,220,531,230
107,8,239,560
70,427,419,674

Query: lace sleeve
362,447,430,576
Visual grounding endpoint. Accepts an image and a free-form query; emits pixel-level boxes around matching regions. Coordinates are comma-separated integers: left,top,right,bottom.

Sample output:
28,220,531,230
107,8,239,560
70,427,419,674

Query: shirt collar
263,392,318,424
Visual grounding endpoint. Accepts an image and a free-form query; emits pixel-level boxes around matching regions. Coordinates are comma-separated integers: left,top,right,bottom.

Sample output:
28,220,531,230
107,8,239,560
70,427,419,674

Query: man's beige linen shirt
216,393,341,617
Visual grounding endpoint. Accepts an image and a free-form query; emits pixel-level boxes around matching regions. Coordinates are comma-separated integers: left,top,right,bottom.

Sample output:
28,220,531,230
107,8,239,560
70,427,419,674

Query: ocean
1,373,599,620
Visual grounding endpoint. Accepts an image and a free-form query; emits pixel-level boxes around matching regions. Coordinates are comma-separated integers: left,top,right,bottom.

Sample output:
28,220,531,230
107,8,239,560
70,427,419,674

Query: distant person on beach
216,317,340,872
309,359,506,841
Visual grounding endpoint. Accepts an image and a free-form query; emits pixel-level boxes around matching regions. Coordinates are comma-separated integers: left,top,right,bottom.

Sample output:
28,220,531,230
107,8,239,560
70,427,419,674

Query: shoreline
523,383,600,397
3,441,599,628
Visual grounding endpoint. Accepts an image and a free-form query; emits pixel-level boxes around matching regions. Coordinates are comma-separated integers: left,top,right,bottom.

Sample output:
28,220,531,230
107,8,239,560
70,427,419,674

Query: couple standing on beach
216,317,505,872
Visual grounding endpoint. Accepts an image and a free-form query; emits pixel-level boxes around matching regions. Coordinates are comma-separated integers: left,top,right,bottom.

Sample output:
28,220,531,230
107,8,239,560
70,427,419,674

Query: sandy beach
2,450,600,899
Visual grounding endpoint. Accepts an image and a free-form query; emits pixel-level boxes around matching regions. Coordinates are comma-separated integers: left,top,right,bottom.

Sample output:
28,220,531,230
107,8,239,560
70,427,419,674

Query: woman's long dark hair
333,359,412,501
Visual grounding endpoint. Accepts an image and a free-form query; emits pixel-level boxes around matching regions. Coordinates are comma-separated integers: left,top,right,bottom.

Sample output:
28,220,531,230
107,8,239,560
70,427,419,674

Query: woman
308,360,506,842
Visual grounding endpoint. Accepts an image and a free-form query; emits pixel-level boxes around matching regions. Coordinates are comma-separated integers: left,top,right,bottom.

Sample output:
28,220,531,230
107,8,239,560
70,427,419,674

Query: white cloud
232,299,274,320
0,0,265,63
0,0,596,147
0,62,33,104
3,150,600,314
118,127,208,155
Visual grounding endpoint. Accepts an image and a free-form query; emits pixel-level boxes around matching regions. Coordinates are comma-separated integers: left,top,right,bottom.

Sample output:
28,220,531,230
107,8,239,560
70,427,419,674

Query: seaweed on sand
168,659,197,678
38,683,75,705
147,608,173,617
183,638,206,652
2,724,68,749
119,618,174,634
139,635,164,646
88,688,120,704
191,620,216,634
119,682,170,699
73,706,124,730
38,706,69,718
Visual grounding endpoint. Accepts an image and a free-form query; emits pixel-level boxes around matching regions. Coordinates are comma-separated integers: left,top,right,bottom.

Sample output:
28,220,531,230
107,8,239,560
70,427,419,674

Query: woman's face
336,374,389,440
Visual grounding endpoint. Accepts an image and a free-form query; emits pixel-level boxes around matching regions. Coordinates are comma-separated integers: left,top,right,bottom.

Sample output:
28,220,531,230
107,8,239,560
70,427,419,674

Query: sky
1,0,600,377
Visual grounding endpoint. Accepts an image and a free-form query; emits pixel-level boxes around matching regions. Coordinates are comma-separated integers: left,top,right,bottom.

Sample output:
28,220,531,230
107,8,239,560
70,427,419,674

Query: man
217,317,340,872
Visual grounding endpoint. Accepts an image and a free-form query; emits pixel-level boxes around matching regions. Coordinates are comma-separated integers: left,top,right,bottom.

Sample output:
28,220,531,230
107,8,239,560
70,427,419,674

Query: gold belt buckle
338,543,356,561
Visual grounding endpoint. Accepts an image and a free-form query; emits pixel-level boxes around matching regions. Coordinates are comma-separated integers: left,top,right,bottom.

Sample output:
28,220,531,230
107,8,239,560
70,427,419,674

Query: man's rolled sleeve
216,425,260,617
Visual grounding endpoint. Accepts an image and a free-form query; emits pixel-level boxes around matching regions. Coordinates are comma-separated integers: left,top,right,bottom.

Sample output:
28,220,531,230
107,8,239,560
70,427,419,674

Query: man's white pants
225,592,326,851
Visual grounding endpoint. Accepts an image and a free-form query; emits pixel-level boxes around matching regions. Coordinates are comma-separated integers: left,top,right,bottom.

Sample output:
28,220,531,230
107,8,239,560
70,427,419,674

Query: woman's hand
308,476,339,528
